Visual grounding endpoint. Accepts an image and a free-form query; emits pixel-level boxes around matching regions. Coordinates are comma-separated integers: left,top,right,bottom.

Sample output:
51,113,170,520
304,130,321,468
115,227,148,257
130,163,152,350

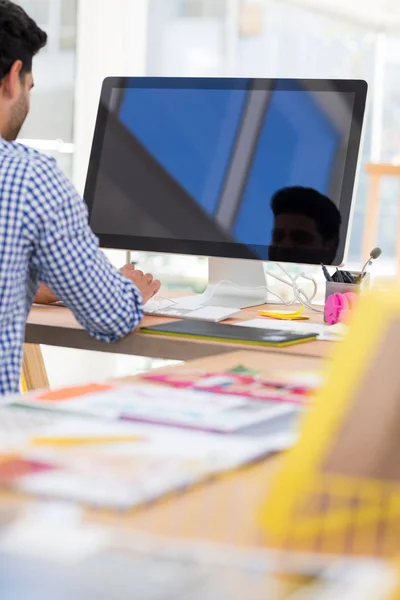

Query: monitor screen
85,78,367,265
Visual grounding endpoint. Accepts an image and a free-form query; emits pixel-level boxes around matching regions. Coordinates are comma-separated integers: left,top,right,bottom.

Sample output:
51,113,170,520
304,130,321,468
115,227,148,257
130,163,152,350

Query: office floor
41,346,179,388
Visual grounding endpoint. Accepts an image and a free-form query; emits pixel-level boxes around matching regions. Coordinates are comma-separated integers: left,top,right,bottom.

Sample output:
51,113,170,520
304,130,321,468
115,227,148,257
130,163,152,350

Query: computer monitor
85,77,367,308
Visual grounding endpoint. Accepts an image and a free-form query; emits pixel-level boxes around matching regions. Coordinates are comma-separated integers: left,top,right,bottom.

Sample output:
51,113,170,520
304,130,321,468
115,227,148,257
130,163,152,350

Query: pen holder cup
324,273,370,324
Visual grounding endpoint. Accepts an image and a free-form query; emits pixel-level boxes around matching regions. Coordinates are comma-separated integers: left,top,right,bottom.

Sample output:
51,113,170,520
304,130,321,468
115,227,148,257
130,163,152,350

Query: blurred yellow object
20,373,27,393
260,286,400,558
389,559,400,600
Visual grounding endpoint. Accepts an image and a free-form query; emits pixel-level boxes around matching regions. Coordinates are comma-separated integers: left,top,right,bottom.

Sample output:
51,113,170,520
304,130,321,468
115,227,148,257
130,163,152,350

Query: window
146,0,398,284
16,0,77,177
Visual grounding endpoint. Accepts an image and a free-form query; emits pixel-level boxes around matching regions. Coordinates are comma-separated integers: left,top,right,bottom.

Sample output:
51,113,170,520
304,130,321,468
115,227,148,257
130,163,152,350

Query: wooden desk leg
362,174,381,260
22,344,49,392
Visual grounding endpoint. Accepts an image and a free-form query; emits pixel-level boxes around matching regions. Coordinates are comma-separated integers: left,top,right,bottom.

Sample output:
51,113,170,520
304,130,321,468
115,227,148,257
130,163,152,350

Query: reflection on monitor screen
86,78,366,265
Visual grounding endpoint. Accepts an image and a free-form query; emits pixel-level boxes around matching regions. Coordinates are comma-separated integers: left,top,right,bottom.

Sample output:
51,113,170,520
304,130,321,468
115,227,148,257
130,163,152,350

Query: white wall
73,0,149,194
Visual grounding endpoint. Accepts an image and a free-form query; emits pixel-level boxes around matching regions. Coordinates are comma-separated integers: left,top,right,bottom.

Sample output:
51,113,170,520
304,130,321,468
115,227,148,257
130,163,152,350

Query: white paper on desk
12,383,297,434
236,318,348,342
13,431,294,510
1,406,284,464
1,404,295,509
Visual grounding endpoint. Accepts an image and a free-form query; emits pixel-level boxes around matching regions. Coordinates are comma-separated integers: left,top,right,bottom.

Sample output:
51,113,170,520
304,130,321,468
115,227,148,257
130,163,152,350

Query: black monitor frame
84,77,368,265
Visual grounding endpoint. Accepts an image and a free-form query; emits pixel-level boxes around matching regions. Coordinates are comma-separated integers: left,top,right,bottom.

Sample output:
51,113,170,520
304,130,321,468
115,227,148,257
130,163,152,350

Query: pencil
30,435,143,447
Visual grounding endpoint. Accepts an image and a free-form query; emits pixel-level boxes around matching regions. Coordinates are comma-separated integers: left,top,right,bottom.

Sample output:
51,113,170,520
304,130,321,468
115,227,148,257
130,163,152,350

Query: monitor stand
175,257,269,310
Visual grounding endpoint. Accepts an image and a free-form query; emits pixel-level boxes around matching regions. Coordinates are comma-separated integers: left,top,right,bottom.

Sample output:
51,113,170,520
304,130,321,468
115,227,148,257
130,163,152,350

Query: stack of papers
144,368,321,404
11,382,300,434
0,399,293,509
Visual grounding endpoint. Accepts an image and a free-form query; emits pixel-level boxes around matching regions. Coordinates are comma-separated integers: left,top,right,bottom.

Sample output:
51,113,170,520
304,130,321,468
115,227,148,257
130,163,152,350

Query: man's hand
119,264,161,305
34,284,59,305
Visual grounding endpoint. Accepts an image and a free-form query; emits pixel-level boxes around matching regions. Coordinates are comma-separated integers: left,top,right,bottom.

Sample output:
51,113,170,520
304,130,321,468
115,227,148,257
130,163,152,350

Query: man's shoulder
0,138,57,172
0,138,76,219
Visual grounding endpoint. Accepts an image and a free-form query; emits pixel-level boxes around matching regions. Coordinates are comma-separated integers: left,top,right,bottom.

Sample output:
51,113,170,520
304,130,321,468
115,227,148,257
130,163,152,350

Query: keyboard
143,300,239,322
33,300,238,322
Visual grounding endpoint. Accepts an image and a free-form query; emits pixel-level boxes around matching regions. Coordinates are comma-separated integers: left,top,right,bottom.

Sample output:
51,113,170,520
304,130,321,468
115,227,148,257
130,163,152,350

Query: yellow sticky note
259,307,309,321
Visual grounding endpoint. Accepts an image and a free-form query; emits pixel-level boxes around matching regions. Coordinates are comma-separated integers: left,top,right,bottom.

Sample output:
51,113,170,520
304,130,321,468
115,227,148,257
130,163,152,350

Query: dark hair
271,186,341,242
0,0,47,81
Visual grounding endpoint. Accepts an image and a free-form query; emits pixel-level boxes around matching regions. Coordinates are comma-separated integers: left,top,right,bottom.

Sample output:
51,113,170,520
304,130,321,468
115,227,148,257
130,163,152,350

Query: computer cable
272,263,323,313
190,265,322,312
150,266,323,312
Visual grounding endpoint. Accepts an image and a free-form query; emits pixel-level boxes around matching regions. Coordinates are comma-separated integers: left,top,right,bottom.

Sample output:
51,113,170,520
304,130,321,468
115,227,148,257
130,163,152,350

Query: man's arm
27,157,159,342
34,269,159,306
34,283,58,305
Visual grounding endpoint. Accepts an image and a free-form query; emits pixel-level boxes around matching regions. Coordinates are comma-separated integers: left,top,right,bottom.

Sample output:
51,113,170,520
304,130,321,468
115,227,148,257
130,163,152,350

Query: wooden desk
26,303,331,363
111,350,399,559
7,348,400,562
1,350,326,551
9,348,397,560
103,351,326,549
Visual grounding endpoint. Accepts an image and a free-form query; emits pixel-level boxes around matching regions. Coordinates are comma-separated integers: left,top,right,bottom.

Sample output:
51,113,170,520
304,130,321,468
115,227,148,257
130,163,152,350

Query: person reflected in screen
269,186,341,264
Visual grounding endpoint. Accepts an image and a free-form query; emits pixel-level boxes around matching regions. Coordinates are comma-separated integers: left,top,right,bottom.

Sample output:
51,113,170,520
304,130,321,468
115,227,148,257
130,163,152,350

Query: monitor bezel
84,77,368,265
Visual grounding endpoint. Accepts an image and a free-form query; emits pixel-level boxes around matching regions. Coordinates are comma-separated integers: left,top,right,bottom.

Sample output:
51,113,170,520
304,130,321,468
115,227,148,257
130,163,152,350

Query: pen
321,265,333,282
342,271,353,284
335,269,344,283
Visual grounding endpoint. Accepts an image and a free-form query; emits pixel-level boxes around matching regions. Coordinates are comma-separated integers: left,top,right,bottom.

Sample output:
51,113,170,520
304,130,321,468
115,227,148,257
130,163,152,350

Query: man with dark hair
0,1,160,394
0,0,47,139
269,186,342,264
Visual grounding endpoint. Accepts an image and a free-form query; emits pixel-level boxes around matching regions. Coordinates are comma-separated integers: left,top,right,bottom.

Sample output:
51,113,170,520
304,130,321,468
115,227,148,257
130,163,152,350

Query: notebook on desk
141,320,319,347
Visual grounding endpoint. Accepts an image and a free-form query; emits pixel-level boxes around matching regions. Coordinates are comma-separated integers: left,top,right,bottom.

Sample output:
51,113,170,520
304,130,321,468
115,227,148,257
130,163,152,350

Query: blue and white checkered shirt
0,138,144,395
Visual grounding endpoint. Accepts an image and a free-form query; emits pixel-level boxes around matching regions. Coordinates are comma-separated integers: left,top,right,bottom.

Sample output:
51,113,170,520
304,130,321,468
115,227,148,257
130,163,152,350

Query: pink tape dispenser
325,292,360,325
